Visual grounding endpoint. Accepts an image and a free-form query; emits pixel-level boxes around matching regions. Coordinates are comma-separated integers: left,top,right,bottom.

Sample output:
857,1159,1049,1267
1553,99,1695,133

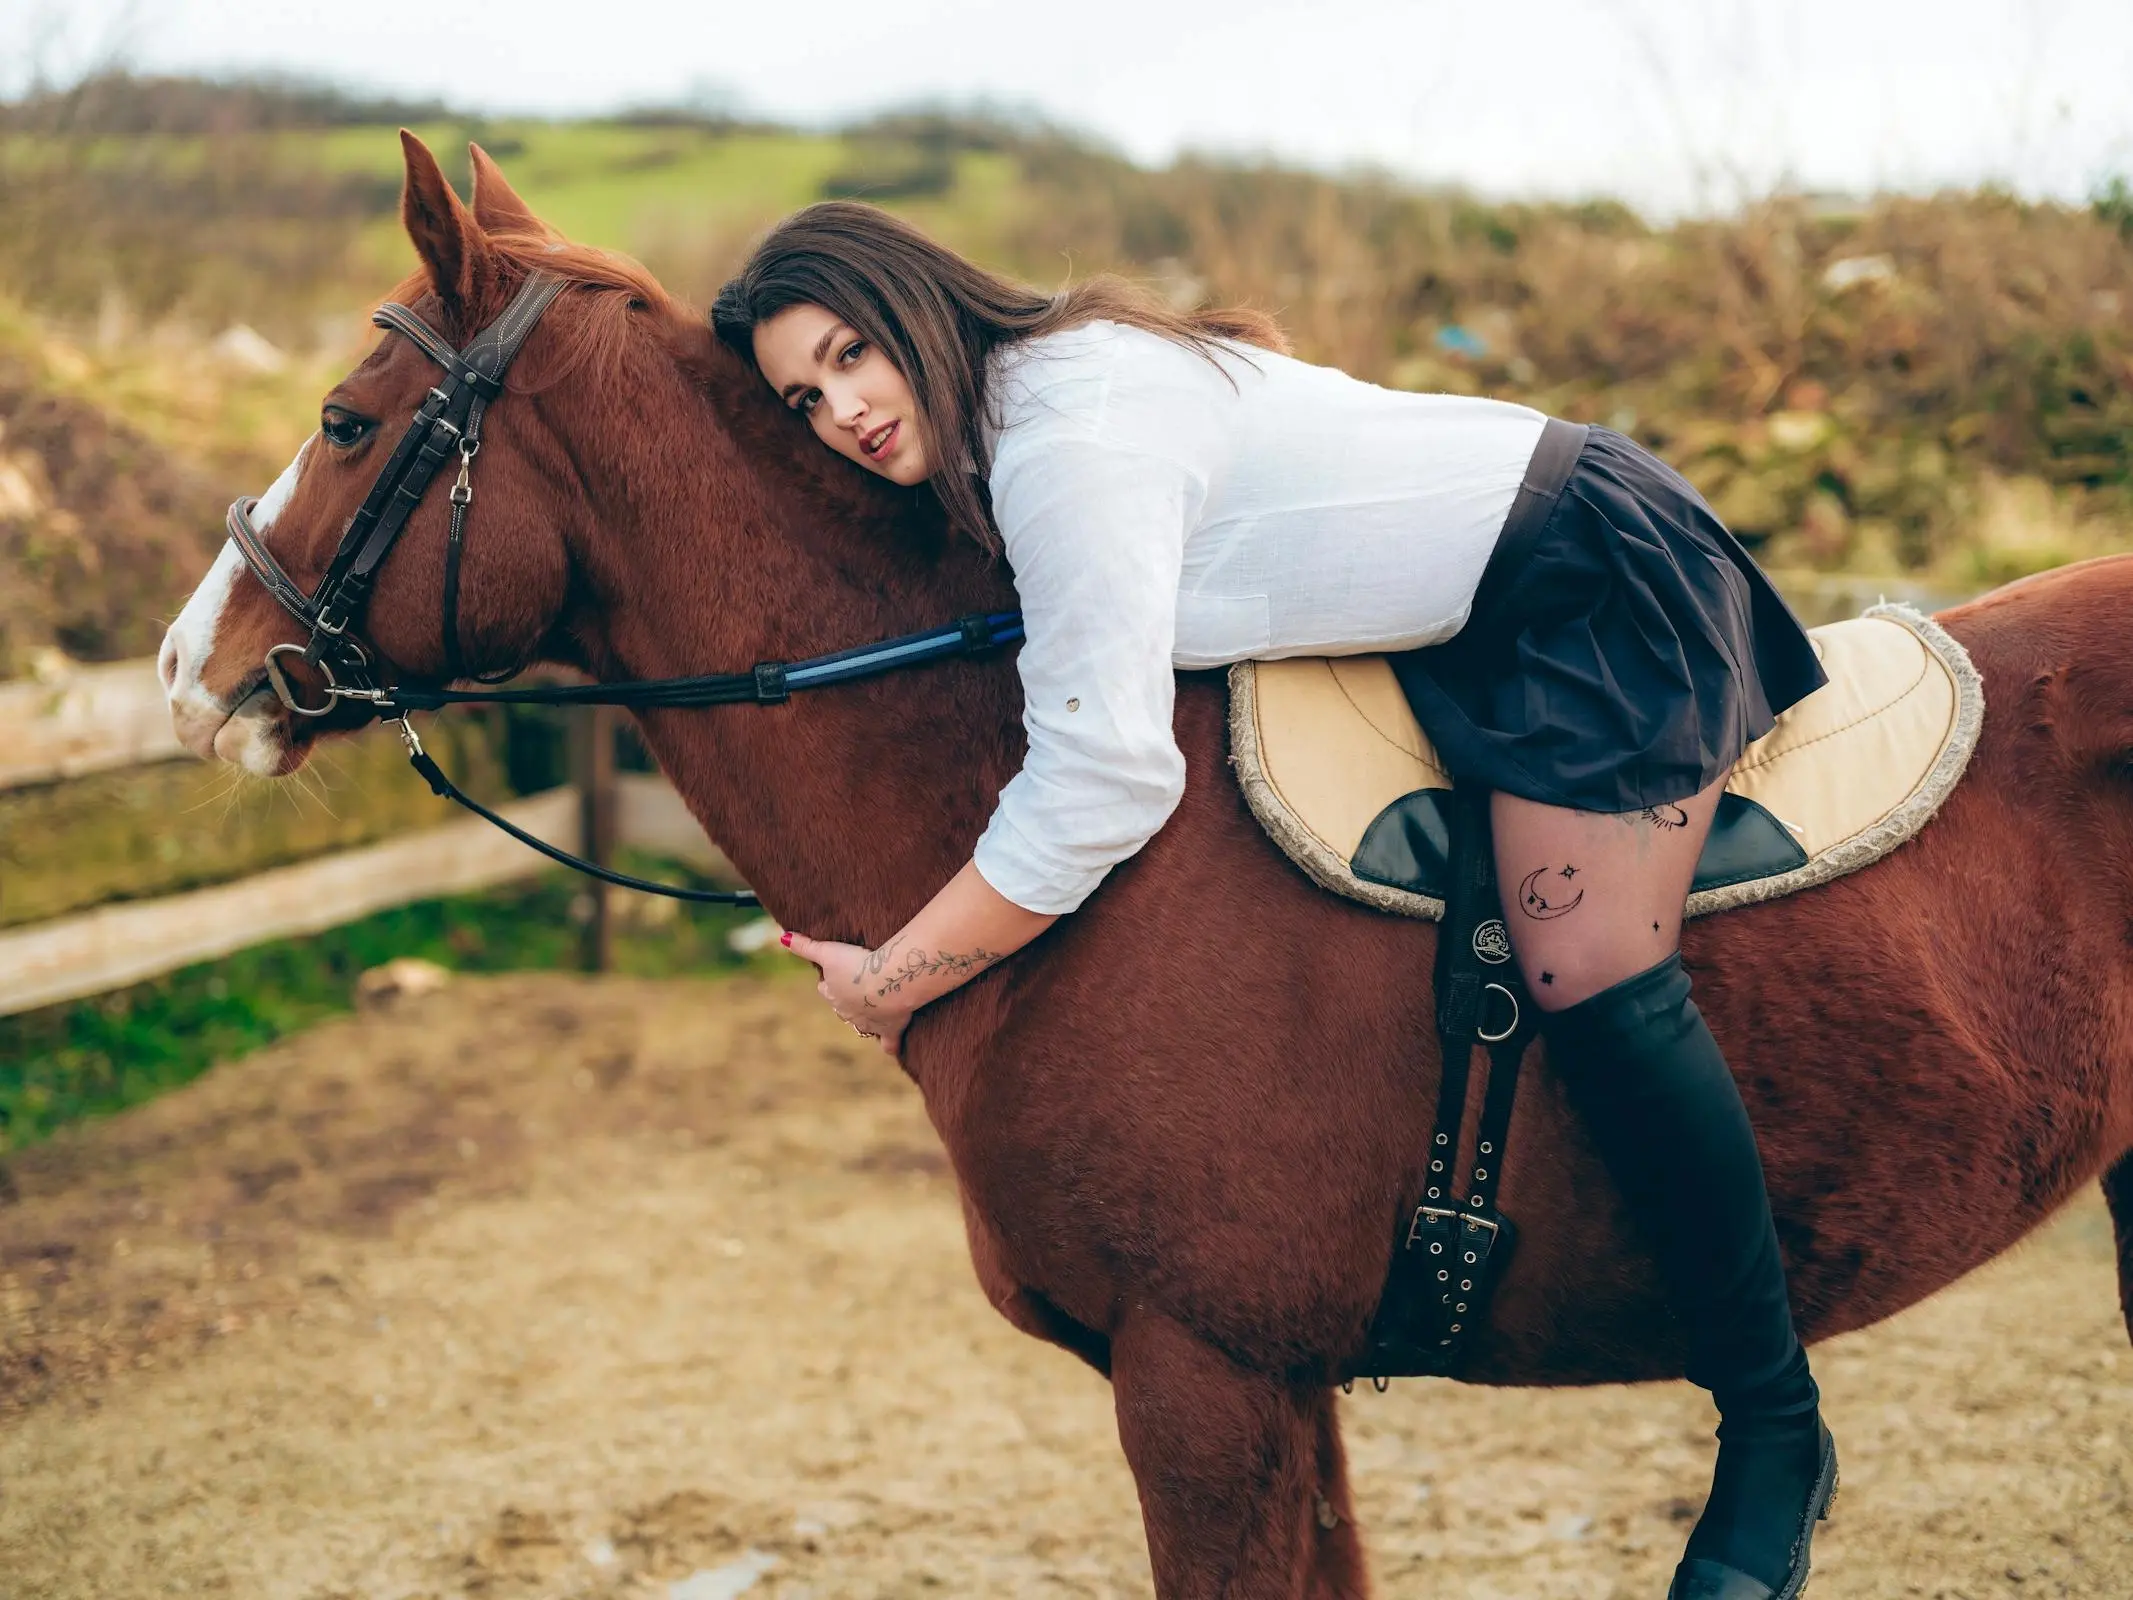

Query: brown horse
160,136,2133,1598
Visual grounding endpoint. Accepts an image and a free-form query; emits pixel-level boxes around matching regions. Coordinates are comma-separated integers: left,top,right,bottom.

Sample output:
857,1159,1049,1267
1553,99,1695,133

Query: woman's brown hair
711,201,1287,553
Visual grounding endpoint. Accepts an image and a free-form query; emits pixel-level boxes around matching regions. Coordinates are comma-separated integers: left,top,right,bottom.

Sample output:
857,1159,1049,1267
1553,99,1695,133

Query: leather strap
1354,783,1534,1382
398,723,761,907
379,611,1027,715
372,302,505,397
1463,416,1589,642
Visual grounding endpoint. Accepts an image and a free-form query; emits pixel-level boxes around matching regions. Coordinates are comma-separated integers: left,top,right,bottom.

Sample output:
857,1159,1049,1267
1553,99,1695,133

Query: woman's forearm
848,859,1055,1018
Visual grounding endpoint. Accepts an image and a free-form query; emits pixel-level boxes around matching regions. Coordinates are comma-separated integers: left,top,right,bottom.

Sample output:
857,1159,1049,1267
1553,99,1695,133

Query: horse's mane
383,229,697,386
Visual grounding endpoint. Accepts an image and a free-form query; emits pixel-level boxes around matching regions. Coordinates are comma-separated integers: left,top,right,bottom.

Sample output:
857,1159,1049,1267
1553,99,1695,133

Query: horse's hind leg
1112,1313,1369,1599
2101,1149,2133,1344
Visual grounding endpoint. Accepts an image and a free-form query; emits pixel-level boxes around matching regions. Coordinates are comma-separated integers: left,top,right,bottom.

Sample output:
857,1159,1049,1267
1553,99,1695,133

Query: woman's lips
861,419,899,460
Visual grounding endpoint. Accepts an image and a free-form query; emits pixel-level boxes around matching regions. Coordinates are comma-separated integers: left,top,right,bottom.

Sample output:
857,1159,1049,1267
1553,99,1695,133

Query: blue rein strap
378,609,1026,905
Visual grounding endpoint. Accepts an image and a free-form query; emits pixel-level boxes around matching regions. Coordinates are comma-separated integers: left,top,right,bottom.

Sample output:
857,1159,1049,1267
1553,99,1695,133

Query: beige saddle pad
1228,604,1983,921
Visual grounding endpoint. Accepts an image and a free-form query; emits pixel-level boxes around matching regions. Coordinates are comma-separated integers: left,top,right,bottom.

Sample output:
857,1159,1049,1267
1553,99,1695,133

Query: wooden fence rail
0,773,735,1018
0,659,183,791
1,656,746,1014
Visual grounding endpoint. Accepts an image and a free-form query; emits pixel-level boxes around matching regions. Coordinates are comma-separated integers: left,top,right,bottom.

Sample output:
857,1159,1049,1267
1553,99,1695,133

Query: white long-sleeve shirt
970,320,1548,915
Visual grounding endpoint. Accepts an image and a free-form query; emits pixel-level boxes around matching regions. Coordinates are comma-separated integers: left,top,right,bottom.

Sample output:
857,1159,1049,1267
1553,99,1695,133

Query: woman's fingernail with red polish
779,931,793,948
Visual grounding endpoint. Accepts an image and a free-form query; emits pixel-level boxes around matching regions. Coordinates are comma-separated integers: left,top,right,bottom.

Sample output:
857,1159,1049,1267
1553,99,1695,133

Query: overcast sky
8,0,2131,215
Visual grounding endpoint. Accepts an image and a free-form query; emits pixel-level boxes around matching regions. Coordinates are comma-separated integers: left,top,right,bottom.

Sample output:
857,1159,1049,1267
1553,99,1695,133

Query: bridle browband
227,269,1024,908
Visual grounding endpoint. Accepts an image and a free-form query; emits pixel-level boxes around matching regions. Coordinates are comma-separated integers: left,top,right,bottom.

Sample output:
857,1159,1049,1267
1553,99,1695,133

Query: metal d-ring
1477,981,1520,1043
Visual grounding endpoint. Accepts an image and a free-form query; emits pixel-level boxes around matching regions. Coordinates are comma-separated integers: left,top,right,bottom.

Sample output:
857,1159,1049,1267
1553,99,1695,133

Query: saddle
1227,604,1986,1383
1230,604,1983,925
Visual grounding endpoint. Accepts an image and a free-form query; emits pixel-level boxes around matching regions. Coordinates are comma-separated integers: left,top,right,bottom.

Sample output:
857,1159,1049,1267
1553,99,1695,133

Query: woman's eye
320,411,371,449
838,339,866,366
796,389,822,414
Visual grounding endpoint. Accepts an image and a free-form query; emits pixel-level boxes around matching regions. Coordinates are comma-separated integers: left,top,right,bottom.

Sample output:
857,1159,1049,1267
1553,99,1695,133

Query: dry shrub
0,346,223,675
973,133,2130,576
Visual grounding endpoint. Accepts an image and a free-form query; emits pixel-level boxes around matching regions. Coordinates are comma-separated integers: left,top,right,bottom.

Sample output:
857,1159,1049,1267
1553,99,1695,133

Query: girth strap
1353,782,1536,1382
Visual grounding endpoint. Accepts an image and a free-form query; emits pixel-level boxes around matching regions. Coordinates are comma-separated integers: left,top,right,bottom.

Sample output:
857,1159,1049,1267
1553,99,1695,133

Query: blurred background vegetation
0,70,2126,1147
2,70,2128,679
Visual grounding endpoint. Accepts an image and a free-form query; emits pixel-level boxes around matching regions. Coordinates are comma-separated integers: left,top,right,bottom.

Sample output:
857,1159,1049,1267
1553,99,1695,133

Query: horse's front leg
1112,1312,1369,1599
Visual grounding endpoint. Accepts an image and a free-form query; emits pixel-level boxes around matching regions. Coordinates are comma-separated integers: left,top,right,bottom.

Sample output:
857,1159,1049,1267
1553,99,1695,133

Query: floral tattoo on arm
852,938,1005,1007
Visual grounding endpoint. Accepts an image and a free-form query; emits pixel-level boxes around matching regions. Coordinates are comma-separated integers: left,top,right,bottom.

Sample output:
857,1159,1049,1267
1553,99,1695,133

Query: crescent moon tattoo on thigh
1517,865,1585,920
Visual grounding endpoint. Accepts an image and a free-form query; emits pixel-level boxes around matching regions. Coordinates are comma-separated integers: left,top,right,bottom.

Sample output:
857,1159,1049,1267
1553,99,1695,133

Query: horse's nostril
158,631,183,693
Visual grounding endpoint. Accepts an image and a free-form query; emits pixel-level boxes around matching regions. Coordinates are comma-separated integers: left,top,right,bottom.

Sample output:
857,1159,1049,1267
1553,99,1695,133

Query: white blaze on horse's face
160,437,313,773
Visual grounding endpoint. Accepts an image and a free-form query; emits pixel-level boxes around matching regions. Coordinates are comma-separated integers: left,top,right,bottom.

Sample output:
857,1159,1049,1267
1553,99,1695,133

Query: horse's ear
399,129,489,318
468,143,544,236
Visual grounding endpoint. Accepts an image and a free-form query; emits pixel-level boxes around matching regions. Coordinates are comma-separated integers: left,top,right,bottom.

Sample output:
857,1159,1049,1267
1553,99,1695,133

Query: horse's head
160,133,714,774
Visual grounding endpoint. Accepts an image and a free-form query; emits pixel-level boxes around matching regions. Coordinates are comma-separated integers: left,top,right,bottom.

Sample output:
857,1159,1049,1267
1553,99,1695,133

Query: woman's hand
782,932,910,1058
775,862,1058,1061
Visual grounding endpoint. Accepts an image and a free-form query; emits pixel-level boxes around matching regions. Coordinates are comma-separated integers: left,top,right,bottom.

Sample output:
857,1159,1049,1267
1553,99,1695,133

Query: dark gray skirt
1390,423,1826,814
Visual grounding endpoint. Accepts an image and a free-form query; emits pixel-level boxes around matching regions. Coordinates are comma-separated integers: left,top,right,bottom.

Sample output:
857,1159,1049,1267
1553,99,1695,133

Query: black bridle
230,272,572,711
227,271,1023,907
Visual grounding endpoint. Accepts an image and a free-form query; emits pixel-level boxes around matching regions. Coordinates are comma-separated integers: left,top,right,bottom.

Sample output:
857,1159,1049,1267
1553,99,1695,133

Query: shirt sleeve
972,430,1205,915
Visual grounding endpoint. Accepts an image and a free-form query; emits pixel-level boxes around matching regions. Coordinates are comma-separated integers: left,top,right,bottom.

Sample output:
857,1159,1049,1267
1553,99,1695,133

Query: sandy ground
1,972,2127,1599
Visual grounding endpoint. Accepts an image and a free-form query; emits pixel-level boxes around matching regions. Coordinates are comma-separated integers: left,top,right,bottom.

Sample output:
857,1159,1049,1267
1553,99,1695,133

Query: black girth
1350,783,1537,1383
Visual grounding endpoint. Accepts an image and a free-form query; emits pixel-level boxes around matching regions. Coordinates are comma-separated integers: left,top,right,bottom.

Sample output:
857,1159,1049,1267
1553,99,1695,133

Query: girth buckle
1407,1203,1500,1249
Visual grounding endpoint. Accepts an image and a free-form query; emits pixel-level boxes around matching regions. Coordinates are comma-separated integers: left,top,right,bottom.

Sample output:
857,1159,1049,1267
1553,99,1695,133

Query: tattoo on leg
1540,970,1554,985
1641,803,1689,831
1516,866,1585,920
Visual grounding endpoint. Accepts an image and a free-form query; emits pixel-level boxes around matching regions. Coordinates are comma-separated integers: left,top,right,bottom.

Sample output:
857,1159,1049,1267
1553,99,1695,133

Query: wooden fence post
571,705,617,972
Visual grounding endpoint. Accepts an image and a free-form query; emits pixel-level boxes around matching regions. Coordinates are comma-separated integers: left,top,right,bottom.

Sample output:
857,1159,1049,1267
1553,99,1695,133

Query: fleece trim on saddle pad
1227,603,1984,923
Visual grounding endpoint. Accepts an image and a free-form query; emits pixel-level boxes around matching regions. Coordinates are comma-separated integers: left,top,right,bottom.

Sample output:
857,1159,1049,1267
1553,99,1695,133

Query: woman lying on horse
715,202,1837,1600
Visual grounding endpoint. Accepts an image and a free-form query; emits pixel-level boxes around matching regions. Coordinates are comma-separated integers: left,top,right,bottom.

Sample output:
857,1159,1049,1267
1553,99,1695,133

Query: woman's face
752,303,932,485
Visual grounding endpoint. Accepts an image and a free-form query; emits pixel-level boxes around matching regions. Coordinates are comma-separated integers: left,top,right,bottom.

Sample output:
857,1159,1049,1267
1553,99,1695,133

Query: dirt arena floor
2,971,2128,1598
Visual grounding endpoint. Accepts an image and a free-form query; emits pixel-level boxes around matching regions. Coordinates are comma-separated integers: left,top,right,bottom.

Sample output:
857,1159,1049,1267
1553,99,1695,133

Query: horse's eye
320,409,372,450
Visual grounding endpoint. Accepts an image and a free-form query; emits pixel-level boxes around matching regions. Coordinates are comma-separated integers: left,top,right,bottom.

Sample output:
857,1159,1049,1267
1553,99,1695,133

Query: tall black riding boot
1544,953,1839,1600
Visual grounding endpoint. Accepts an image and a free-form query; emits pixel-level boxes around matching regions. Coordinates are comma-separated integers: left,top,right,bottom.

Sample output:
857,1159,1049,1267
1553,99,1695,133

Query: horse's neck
562,361,1024,941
